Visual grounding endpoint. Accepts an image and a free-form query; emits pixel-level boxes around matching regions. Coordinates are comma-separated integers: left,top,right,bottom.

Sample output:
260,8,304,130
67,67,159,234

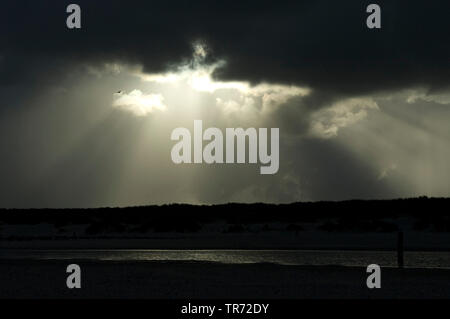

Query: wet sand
1,260,449,299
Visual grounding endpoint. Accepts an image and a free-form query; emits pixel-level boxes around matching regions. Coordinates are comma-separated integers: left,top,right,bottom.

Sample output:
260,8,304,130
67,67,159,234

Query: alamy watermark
66,3,381,30
171,120,279,175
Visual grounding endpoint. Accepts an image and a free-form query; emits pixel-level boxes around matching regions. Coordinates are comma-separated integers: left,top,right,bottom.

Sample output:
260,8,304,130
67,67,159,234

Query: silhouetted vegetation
1,197,449,239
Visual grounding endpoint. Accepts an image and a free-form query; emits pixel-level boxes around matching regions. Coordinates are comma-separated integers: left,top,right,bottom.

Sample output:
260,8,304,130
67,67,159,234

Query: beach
1,260,449,299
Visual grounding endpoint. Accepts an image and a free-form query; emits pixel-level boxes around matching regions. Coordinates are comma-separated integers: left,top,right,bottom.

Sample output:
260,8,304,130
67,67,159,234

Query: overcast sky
0,0,449,207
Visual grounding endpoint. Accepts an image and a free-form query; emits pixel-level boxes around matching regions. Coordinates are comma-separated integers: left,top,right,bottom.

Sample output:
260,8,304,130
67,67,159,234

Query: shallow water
2,249,450,269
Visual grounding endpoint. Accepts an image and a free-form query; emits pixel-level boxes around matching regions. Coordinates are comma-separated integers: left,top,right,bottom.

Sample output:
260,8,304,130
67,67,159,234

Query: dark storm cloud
1,0,449,94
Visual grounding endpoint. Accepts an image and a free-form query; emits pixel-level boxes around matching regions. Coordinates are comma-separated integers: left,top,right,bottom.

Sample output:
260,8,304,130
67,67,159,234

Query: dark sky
0,0,449,207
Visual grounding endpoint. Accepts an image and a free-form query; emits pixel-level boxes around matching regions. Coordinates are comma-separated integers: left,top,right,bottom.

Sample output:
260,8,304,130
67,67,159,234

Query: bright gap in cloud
112,43,311,117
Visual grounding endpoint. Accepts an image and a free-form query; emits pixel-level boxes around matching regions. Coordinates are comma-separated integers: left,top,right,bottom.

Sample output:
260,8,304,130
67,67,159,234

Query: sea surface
1,249,450,269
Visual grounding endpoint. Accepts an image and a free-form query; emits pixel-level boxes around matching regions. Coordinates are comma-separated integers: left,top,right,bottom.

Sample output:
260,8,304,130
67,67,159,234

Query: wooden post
397,231,404,269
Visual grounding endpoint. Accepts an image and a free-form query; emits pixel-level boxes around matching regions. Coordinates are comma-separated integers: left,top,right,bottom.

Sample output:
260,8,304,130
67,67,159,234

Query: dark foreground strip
0,300,445,318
